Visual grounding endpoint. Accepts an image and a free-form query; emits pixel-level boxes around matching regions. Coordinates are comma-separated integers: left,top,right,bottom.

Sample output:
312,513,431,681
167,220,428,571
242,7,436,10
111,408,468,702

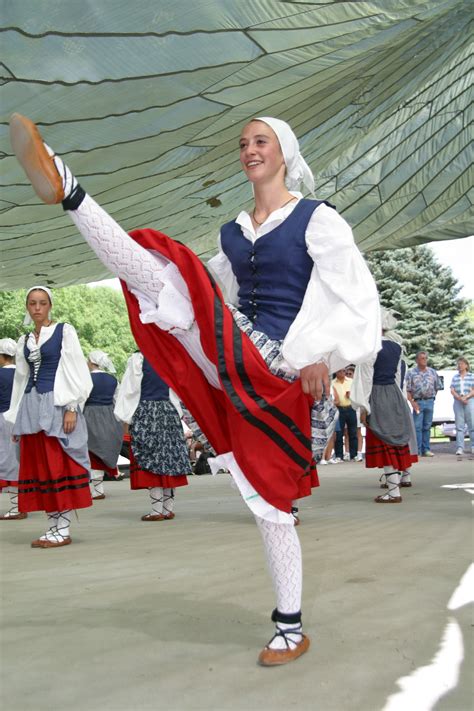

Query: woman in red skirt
9,114,381,665
352,310,418,503
114,352,190,521
0,338,23,520
5,287,93,546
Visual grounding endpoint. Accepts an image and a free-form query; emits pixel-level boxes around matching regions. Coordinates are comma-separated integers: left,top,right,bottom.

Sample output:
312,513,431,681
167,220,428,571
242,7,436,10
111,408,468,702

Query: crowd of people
1,112,472,668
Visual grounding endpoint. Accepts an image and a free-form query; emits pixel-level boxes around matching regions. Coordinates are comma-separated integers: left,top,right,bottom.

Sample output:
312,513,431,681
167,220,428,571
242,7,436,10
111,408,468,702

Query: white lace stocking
90,469,105,497
255,515,303,650
148,487,164,515
3,487,20,517
162,488,175,515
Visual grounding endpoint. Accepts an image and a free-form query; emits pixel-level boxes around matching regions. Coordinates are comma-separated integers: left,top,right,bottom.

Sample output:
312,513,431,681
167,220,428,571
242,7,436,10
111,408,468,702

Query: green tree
366,246,473,368
0,286,136,378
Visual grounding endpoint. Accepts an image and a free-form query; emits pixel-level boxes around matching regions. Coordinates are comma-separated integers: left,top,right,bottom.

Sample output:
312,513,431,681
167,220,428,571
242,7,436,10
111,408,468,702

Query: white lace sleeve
207,232,240,305
114,353,143,424
282,203,381,372
54,323,93,410
3,336,29,424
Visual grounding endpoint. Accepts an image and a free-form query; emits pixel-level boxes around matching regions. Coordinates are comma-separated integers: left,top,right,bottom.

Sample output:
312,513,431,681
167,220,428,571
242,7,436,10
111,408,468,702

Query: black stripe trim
19,482,90,494
20,473,89,486
212,287,310,471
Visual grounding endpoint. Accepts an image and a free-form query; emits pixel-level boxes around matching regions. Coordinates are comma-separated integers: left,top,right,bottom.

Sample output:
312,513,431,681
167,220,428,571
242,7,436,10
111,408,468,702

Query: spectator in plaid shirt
406,351,442,457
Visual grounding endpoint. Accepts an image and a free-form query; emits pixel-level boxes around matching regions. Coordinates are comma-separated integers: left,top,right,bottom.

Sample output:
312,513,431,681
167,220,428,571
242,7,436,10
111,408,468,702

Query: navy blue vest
0,367,15,413
220,199,333,340
373,340,402,385
140,357,169,401
86,371,118,406
24,323,65,394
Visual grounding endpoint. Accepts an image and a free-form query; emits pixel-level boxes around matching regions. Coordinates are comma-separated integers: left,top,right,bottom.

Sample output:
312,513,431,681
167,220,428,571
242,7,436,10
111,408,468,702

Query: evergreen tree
366,246,473,368
0,286,136,378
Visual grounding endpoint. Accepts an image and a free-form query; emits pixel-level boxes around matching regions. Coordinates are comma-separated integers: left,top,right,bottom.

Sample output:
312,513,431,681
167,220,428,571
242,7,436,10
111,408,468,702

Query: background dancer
114,352,190,521
9,113,380,664
352,310,418,503
5,286,93,547
0,338,23,520
84,350,123,500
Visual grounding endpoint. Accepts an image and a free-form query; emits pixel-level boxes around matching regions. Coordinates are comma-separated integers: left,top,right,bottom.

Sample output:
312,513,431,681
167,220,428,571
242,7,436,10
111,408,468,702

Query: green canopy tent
1,0,472,289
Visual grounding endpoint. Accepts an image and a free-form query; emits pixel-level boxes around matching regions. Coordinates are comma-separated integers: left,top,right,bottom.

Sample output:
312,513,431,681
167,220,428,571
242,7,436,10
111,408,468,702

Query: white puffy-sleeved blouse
114,352,182,425
5,322,93,424
208,193,381,373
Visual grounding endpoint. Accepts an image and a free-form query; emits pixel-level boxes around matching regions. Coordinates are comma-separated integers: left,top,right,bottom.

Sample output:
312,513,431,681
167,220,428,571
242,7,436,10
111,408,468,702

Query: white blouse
5,323,93,424
114,352,182,424
208,194,381,373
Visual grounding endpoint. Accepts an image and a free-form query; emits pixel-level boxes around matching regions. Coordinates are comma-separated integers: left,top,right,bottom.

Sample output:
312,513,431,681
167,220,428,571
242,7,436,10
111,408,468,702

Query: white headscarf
255,116,315,195
381,307,403,346
0,338,17,357
88,350,116,373
23,285,53,326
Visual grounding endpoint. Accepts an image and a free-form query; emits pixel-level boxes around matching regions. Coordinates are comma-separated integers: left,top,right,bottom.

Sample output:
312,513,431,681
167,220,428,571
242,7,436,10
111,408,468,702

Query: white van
432,369,456,425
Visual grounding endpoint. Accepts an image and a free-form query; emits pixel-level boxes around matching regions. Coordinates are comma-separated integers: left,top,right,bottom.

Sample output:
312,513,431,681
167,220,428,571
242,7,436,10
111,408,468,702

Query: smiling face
26,289,51,326
239,120,286,187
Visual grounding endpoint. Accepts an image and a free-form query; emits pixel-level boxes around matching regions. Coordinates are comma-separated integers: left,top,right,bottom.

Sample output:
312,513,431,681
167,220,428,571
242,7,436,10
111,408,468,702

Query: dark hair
457,356,470,371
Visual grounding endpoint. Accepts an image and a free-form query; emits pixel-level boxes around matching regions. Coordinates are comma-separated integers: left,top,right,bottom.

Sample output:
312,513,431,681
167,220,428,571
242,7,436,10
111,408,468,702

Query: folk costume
114,352,190,521
9,113,381,663
5,289,93,546
0,338,23,519
352,311,418,503
84,350,123,499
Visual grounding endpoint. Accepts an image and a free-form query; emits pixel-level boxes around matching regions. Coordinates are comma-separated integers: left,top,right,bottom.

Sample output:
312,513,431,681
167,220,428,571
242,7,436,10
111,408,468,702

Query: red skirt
129,447,188,490
365,428,418,470
89,451,119,478
0,479,18,490
18,432,92,512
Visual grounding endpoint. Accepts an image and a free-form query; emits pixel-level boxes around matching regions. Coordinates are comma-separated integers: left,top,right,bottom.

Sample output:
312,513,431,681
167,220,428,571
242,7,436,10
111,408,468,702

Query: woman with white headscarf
0,338,23,520
5,286,93,547
10,114,380,665
351,308,418,502
84,350,123,500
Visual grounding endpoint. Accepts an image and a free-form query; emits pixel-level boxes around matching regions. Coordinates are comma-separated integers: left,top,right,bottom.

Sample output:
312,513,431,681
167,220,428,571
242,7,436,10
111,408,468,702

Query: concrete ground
1,451,472,711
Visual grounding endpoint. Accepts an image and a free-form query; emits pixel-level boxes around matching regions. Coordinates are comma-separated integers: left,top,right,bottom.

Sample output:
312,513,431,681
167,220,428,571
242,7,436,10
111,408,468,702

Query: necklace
33,320,52,338
252,196,296,226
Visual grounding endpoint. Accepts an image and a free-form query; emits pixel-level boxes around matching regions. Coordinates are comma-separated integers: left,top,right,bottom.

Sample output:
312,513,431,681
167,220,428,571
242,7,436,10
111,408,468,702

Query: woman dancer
115,352,190,521
84,350,123,499
5,286,93,546
9,113,380,663
0,338,24,520
352,310,418,502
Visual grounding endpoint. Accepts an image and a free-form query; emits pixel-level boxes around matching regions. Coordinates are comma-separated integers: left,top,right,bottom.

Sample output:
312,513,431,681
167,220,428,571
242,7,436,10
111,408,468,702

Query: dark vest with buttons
24,322,64,394
140,357,169,401
220,199,334,340
0,367,15,412
86,371,118,406
373,340,402,385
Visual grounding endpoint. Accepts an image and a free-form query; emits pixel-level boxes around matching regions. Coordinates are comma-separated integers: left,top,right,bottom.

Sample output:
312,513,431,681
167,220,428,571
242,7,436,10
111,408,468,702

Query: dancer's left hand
300,362,330,401
63,411,77,434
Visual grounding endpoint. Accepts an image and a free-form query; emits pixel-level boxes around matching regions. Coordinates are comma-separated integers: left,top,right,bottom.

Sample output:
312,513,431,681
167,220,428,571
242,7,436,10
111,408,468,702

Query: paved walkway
1,453,472,711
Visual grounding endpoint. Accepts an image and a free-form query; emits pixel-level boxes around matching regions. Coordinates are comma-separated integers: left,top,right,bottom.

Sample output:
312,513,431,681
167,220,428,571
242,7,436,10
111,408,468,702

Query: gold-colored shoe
31,536,72,548
9,113,64,204
258,635,310,667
